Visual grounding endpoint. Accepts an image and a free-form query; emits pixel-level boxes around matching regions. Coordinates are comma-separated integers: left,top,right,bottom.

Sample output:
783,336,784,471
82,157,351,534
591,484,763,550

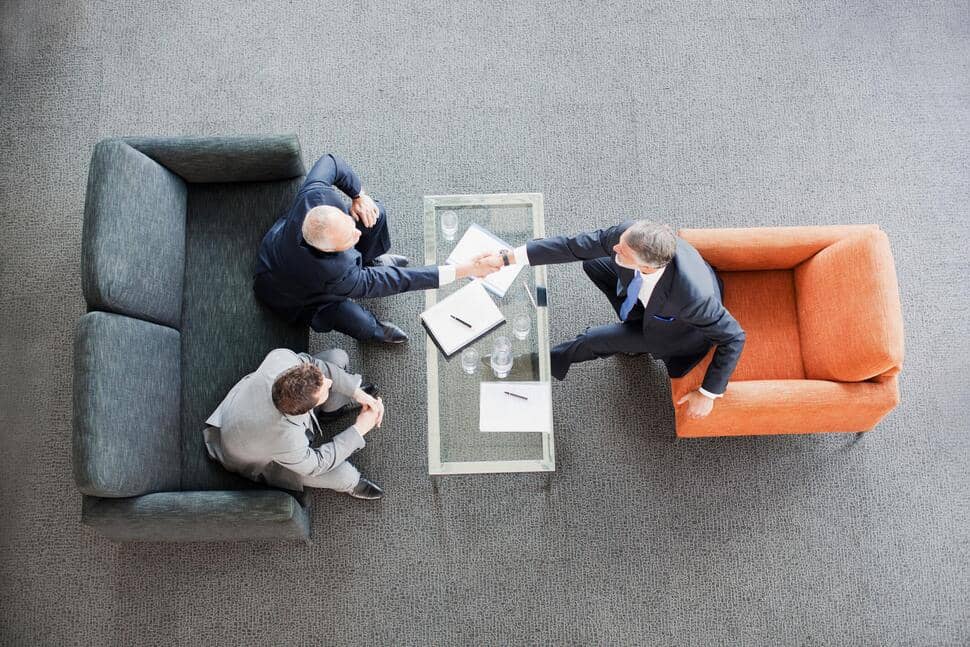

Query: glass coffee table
423,193,555,475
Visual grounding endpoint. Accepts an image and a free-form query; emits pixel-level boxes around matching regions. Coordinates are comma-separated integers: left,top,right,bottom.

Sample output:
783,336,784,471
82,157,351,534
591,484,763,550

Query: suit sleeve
524,222,631,266
329,264,441,299
303,153,362,199
273,426,365,478
679,298,746,395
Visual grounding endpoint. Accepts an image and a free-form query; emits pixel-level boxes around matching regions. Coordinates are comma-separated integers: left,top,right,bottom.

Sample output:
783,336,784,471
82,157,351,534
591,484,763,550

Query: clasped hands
353,387,384,435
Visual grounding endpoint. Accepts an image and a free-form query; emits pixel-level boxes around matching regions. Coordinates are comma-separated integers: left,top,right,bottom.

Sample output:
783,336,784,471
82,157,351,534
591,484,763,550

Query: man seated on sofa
254,153,499,344
203,348,387,500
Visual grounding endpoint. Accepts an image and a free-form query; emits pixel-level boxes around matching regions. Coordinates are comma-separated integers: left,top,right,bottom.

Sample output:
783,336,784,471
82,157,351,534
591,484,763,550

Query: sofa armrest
81,490,310,542
124,134,305,183
671,378,900,437
678,225,880,271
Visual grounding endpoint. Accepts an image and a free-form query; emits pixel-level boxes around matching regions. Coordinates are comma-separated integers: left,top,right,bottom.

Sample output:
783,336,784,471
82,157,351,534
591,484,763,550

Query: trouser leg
550,321,649,380
312,348,356,412
310,300,382,340
301,460,361,493
355,199,392,265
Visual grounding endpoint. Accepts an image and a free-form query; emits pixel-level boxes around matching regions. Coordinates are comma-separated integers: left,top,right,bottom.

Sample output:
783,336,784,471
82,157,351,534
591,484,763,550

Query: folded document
446,223,524,298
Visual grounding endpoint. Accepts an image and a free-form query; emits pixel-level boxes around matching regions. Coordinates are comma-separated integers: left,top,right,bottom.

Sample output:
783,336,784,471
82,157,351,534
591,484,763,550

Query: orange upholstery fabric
670,225,904,437
795,229,905,382
680,225,879,271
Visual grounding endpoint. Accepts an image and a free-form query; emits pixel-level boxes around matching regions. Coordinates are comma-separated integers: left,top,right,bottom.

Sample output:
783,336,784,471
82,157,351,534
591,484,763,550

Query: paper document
446,223,524,298
479,381,553,433
420,281,505,357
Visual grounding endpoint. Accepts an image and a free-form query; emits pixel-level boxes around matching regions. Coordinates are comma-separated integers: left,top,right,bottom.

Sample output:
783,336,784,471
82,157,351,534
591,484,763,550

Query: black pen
450,314,473,328
504,391,528,400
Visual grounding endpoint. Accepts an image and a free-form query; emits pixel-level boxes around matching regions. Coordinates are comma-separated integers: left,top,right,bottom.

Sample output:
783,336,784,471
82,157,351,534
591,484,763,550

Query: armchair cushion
795,229,904,382
81,140,187,328
124,135,304,183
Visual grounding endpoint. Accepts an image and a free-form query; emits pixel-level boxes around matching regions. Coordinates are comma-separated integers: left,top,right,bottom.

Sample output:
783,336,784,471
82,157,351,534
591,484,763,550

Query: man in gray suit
203,348,386,499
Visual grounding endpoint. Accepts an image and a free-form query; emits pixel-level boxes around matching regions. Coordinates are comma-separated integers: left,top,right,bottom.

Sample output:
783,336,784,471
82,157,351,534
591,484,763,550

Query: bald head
302,206,361,252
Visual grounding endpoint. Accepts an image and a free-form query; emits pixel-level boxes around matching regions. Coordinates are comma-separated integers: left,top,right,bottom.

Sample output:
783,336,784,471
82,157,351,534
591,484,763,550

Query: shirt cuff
512,245,531,265
438,265,457,286
698,387,723,399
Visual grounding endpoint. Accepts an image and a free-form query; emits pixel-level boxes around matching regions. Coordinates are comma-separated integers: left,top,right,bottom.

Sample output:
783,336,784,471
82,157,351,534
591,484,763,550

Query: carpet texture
1,1,968,645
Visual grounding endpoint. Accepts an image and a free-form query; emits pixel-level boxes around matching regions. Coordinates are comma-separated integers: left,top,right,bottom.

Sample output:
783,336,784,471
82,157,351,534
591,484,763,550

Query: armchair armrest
678,225,880,271
124,134,305,183
672,378,900,437
81,490,310,542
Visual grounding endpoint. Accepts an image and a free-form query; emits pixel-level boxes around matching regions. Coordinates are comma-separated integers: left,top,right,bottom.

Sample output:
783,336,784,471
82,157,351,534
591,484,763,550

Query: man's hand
350,192,379,228
456,252,504,279
676,390,716,419
353,388,384,427
353,397,384,435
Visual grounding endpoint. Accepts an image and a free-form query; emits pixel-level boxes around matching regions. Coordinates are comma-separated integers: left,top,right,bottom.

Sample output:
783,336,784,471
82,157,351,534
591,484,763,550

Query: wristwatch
500,249,511,266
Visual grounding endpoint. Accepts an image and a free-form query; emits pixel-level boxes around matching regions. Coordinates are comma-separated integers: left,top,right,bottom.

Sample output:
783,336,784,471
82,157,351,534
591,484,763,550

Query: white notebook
446,223,525,298
420,281,506,357
479,381,553,433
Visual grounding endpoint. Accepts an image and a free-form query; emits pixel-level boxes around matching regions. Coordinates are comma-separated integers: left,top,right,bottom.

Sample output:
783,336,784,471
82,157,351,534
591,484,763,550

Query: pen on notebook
450,314,473,328
504,391,528,400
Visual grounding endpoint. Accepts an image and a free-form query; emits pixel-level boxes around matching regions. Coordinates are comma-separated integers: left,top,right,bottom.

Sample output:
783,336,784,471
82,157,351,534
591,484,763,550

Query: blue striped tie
619,270,643,321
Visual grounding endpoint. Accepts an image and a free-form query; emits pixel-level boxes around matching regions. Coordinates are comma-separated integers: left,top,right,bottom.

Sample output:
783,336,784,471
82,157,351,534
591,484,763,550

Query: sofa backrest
82,140,187,328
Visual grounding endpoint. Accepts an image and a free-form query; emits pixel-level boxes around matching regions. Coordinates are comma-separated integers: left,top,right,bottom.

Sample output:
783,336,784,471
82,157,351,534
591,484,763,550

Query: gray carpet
1,1,968,645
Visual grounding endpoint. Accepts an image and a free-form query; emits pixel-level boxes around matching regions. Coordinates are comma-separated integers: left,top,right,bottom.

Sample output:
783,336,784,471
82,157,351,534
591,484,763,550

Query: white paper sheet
479,381,553,433
420,281,505,356
445,223,524,297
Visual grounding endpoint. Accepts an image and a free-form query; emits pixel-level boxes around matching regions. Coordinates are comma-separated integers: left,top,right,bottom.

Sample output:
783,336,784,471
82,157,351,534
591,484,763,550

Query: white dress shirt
509,245,721,399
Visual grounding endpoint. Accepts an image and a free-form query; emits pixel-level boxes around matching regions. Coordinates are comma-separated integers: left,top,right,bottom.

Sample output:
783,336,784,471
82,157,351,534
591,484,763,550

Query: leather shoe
371,253,409,268
373,321,408,344
348,477,384,500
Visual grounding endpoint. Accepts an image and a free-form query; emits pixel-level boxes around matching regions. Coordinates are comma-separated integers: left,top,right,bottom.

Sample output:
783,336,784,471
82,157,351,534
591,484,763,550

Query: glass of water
490,336,513,378
512,314,530,340
440,210,459,241
460,347,479,374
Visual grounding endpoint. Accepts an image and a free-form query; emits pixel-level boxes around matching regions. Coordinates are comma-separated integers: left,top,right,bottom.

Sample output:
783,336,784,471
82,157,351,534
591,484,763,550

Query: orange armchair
670,225,904,438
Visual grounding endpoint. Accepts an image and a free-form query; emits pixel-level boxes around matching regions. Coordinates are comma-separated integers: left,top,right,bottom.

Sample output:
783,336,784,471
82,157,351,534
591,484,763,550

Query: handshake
455,251,509,279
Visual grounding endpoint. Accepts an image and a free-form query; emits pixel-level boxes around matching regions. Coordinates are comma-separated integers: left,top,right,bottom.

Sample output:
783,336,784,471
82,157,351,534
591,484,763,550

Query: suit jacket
203,348,365,491
526,222,745,394
253,154,438,324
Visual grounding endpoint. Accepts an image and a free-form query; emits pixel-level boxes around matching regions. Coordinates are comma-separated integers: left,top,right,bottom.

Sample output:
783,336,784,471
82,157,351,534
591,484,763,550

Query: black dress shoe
373,321,408,344
371,253,410,267
348,477,384,500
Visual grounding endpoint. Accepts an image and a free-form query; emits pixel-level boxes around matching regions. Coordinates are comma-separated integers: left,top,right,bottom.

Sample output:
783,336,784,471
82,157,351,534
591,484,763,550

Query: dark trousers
310,203,392,340
550,258,651,380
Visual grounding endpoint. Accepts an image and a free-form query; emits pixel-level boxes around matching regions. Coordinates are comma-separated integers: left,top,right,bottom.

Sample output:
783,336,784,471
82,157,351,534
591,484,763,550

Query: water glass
460,347,479,374
490,348,513,379
492,336,511,354
512,314,530,340
440,210,459,241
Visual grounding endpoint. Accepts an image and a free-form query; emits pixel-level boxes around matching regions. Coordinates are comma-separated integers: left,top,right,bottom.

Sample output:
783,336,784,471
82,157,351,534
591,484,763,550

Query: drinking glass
460,347,479,374
440,210,459,241
492,336,511,354
490,348,513,379
512,314,530,340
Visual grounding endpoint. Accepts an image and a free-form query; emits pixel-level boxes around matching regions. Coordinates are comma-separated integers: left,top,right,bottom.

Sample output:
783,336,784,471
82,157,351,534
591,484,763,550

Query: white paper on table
479,381,552,433
445,223,525,298
420,281,505,356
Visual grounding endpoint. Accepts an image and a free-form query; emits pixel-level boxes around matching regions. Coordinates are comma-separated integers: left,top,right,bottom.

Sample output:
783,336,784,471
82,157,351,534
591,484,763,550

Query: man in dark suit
483,220,745,418
255,154,496,343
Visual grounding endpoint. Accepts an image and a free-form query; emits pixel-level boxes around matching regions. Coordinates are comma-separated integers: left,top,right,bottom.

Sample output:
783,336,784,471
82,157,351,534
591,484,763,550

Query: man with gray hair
254,154,497,344
482,220,745,419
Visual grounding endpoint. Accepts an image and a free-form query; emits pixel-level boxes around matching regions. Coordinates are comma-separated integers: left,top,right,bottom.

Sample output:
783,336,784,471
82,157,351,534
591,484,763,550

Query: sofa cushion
124,135,304,183
718,270,805,381
73,311,181,497
82,140,187,328
795,229,905,382
179,179,308,491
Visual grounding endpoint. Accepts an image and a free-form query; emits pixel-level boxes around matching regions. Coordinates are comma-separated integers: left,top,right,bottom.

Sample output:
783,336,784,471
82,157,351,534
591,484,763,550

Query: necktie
619,270,642,321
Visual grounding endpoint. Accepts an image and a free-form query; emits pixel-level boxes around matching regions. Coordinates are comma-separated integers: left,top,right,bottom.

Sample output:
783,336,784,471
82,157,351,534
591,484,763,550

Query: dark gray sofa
73,135,312,542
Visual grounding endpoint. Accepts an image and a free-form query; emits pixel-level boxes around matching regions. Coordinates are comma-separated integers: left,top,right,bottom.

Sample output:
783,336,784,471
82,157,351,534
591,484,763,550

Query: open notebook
420,281,506,358
445,223,525,298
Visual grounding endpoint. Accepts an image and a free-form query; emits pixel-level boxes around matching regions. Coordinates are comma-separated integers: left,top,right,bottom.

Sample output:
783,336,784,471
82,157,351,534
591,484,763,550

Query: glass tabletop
423,193,555,475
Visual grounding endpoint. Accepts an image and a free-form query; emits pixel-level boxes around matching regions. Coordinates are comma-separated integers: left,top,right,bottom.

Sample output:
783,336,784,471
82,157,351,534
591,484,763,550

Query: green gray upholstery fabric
81,140,187,328
73,311,181,497
80,491,309,542
179,179,308,491
125,135,305,183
